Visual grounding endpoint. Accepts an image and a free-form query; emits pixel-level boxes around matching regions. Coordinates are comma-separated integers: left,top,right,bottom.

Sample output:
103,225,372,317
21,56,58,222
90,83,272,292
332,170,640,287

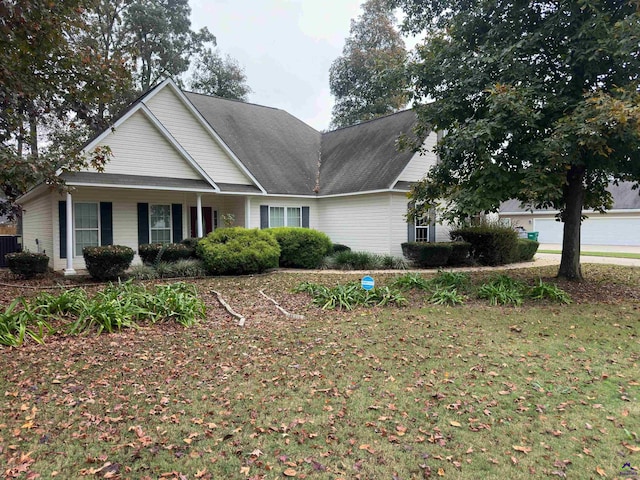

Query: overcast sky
188,0,373,131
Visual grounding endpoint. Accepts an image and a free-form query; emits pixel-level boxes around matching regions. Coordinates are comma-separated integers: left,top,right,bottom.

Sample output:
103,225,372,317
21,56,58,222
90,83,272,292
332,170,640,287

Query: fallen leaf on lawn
437,468,445,476
623,443,640,453
449,421,461,427
511,456,518,465
283,468,297,477
595,466,606,477
240,466,250,475
512,445,532,454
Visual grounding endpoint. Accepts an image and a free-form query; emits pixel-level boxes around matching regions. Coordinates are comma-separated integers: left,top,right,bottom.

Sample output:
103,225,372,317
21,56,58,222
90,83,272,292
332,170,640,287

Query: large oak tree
393,0,640,280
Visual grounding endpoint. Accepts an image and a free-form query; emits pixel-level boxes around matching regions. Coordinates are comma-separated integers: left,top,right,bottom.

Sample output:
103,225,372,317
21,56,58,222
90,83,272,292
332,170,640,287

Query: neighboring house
17,79,446,274
499,182,640,246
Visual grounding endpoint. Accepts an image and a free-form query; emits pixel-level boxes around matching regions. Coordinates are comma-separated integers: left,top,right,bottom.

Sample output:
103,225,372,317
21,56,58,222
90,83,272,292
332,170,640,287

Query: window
415,214,430,242
270,206,301,227
75,203,99,254
150,204,172,244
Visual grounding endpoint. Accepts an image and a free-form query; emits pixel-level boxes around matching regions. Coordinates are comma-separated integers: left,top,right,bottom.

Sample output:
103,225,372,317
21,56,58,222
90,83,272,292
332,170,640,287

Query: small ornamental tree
393,0,640,280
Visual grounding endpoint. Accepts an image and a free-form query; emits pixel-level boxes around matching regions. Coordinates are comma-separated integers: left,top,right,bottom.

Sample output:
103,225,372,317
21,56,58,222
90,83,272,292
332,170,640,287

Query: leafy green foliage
127,264,160,280
0,298,51,347
1,281,205,341
394,0,640,280
430,271,470,290
189,49,251,100
155,259,207,278
196,227,280,275
391,272,431,291
528,279,572,304
429,287,465,306
266,227,333,269
328,250,405,270
83,245,134,281
332,243,351,253
138,243,195,265
450,222,518,266
294,281,407,310
515,239,540,262
401,242,452,267
477,275,526,306
329,0,408,128
447,241,471,266
5,252,49,279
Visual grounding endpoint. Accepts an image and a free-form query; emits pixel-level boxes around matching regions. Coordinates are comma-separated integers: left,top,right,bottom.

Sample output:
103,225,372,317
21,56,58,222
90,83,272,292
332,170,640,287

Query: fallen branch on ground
259,290,305,320
212,289,246,326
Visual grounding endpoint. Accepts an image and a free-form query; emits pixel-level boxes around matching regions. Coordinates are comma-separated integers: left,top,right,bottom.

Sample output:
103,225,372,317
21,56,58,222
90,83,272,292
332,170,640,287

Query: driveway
537,244,640,267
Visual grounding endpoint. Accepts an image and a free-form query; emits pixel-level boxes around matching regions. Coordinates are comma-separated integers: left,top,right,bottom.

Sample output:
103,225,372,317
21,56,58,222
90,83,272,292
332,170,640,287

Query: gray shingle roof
184,92,321,195
61,172,216,192
318,110,420,195
500,182,640,212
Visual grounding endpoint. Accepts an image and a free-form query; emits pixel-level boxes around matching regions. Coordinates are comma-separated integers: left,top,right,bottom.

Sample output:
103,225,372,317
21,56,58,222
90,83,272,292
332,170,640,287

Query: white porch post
244,197,251,228
196,194,204,238
64,192,76,275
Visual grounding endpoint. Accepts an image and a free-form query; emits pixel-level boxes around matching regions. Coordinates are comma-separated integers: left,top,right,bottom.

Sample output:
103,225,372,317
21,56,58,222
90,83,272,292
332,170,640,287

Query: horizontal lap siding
145,88,252,185
249,197,318,230
91,111,201,180
317,194,392,255
21,193,53,265
397,133,438,182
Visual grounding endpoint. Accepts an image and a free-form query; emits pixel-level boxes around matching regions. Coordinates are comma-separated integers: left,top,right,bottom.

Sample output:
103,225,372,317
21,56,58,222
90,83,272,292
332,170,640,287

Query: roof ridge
325,108,414,134
182,89,283,112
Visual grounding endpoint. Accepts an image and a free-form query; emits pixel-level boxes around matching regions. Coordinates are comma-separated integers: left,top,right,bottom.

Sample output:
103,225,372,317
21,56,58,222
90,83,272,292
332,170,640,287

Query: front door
190,206,213,238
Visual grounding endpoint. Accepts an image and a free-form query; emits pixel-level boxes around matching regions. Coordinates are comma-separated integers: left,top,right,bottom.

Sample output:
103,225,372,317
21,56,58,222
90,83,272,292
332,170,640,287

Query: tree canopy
329,0,408,129
392,0,640,280
189,49,252,101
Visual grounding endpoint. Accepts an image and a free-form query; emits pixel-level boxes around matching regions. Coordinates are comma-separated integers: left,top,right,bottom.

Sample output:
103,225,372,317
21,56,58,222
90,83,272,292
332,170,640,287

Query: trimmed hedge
515,239,539,262
401,242,452,267
5,251,49,278
196,227,280,275
266,227,332,269
138,243,194,265
450,223,518,266
447,241,472,266
332,243,351,253
83,245,134,280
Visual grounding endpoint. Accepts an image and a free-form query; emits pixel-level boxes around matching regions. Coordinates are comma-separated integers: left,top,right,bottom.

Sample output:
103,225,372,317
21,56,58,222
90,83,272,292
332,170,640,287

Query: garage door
534,217,640,246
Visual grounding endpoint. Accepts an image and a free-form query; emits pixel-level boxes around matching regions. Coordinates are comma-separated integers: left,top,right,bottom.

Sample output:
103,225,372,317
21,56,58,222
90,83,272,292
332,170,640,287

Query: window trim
74,202,100,257
149,204,173,244
414,214,430,243
269,206,302,228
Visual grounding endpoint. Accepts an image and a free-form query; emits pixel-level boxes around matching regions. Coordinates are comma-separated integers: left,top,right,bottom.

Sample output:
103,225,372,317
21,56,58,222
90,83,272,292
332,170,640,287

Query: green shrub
401,242,452,267
83,245,134,281
515,239,539,262
477,275,526,306
128,264,159,280
266,227,332,269
332,243,351,253
391,272,431,291
293,281,407,310
5,251,49,279
196,227,280,275
430,271,471,290
528,279,571,304
138,243,193,265
333,250,380,270
450,221,518,266
180,237,201,250
447,241,472,266
0,298,51,346
156,259,207,278
429,287,465,306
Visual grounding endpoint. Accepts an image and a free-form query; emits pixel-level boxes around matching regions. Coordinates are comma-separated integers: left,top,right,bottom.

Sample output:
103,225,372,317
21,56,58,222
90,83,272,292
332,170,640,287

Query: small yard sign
361,275,375,291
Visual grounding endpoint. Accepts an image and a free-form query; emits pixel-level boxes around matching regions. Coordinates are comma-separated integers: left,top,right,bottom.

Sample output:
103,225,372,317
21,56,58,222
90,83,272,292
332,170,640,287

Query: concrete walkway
537,244,640,267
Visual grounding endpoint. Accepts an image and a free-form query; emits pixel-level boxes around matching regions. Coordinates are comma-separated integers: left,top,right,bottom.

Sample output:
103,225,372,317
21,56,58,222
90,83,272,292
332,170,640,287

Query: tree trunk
557,165,585,281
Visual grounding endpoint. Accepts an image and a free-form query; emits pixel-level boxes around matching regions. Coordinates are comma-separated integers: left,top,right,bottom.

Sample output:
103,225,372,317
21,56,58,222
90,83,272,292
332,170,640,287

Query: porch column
64,192,76,275
196,194,204,238
244,197,251,228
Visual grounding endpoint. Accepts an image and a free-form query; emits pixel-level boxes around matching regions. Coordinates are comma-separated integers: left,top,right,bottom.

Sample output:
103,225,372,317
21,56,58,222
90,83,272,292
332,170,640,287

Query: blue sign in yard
361,275,375,291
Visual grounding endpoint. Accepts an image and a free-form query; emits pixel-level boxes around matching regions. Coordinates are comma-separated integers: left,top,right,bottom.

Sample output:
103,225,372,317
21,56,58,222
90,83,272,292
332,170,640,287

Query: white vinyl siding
396,132,439,183
534,216,640,246
144,87,253,185
150,204,172,244
74,202,99,255
21,193,53,264
90,110,202,180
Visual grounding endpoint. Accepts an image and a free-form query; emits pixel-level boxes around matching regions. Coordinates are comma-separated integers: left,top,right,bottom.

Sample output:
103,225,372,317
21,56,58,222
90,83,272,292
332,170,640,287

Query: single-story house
499,182,640,246
18,79,449,274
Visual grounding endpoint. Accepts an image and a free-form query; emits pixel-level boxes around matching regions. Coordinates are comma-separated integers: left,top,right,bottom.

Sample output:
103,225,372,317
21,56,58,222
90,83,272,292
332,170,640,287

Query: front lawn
1,266,638,479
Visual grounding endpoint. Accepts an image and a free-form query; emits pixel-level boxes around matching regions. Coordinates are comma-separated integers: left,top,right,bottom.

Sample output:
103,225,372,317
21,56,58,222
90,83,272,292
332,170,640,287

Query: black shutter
137,203,149,245
59,201,67,258
172,204,183,242
301,206,310,228
100,202,113,246
260,205,269,229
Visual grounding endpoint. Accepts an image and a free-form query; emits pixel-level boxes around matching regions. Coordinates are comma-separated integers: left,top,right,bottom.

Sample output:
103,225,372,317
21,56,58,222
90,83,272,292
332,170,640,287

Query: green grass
1,268,639,479
538,249,640,259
